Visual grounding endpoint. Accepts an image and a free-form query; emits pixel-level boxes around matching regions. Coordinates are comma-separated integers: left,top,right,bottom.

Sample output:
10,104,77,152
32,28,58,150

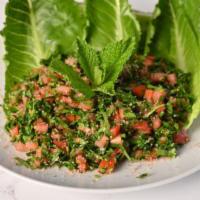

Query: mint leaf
77,40,102,86
50,59,94,98
76,38,135,95
100,38,136,85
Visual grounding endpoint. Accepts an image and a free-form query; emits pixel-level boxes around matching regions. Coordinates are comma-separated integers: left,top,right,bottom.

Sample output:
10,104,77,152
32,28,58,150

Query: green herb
137,173,149,179
77,38,136,95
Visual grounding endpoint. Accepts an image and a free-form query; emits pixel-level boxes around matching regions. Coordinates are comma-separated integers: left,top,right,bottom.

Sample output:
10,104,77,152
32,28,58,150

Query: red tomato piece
174,130,189,144
110,125,120,138
167,73,177,86
10,126,19,137
76,154,87,173
152,116,161,130
132,85,146,97
53,140,67,150
143,55,155,67
110,135,123,145
95,135,109,148
152,90,166,104
66,114,80,123
34,119,48,134
56,85,71,96
113,109,124,122
98,159,116,174
133,121,152,134
144,89,154,103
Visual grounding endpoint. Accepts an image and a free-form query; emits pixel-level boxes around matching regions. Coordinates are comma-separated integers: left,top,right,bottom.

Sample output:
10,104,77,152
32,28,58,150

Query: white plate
1,0,200,193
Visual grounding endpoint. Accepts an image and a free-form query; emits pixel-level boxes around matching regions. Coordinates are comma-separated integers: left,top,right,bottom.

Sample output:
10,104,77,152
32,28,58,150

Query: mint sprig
51,38,135,97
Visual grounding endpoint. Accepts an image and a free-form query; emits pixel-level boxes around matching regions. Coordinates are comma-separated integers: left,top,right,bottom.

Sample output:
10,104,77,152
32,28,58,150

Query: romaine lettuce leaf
2,0,87,93
150,0,200,127
86,0,140,50
134,9,160,56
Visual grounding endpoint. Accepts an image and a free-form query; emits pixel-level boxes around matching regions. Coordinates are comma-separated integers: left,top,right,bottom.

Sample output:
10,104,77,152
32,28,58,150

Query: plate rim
1,161,200,193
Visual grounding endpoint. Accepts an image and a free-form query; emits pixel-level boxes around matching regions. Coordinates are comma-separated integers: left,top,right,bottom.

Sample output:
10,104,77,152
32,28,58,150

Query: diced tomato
132,85,146,97
78,103,92,111
69,101,80,108
174,130,189,144
113,109,124,122
14,141,38,152
111,148,122,158
143,55,155,67
51,132,61,140
34,119,48,134
41,75,51,85
133,121,152,134
110,125,120,138
56,85,71,96
36,148,42,158
150,72,166,83
95,135,109,148
33,90,42,100
66,114,80,123
98,158,116,174
99,160,108,169
25,141,38,151
60,96,73,104
76,154,87,173
156,105,166,114
118,109,124,119
110,135,123,145
38,86,51,98
144,89,154,103
152,116,161,130
14,142,28,152
78,127,93,135
33,86,51,100
167,73,177,86
53,140,67,150
10,126,19,137
152,90,166,104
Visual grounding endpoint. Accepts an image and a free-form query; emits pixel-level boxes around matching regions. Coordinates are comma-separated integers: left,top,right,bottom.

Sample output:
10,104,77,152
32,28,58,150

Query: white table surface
1,0,199,199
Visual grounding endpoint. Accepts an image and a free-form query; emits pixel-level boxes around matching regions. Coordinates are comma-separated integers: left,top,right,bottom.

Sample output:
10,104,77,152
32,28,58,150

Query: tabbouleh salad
3,55,194,174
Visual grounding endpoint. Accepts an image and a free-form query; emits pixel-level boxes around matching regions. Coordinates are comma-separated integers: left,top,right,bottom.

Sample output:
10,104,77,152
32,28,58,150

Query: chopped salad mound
4,56,194,173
